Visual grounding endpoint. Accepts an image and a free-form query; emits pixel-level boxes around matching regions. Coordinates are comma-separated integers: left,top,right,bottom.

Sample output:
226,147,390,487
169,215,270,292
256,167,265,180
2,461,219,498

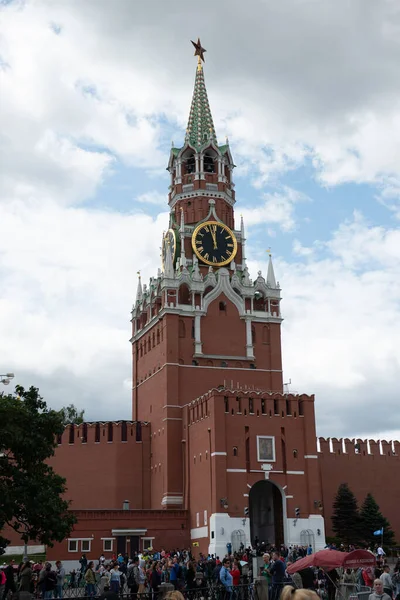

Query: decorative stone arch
203,269,244,315
248,479,288,547
300,529,315,550
231,529,246,552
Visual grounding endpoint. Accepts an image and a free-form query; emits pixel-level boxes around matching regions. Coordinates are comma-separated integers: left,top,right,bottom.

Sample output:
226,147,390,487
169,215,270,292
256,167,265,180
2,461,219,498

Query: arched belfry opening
249,480,285,547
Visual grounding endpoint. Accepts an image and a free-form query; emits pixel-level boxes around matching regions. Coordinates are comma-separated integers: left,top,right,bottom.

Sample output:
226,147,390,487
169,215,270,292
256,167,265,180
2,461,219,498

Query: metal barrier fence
53,583,258,600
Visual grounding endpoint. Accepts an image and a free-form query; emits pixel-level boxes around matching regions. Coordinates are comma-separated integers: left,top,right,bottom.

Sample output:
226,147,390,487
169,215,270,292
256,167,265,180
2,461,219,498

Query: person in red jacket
231,559,241,587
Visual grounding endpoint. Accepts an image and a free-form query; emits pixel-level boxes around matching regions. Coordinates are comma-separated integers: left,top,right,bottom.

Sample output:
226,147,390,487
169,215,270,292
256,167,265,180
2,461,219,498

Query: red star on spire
191,38,206,63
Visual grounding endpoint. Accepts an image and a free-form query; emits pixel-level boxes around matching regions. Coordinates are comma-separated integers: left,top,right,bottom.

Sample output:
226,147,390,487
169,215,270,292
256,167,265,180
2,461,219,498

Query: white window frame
102,538,114,552
204,510,208,526
141,537,155,550
81,539,92,553
257,435,276,462
68,539,78,553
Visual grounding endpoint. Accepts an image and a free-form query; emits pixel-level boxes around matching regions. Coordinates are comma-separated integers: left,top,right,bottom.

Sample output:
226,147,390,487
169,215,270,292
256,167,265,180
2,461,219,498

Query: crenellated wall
50,421,152,511
318,437,400,541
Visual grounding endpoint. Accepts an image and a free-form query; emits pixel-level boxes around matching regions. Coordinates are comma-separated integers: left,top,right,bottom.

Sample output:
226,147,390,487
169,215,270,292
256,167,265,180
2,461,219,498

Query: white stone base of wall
3,545,45,556
208,513,326,556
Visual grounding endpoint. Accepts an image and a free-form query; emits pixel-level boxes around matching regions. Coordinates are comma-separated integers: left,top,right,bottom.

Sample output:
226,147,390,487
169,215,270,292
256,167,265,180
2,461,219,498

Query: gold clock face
162,228,177,267
191,221,237,267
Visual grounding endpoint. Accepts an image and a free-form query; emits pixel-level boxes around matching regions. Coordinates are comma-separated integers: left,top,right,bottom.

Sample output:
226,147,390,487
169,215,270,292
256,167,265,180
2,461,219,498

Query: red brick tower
131,41,325,555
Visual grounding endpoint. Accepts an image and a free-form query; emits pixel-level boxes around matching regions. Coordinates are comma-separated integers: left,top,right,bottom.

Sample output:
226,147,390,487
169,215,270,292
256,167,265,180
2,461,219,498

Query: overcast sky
1,0,400,442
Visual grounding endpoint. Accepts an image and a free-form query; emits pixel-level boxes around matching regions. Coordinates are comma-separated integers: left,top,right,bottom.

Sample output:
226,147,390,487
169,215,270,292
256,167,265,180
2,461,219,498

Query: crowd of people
0,544,399,600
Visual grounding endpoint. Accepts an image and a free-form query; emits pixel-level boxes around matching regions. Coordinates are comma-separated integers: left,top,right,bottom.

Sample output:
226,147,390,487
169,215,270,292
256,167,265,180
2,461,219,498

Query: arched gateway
249,480,285,547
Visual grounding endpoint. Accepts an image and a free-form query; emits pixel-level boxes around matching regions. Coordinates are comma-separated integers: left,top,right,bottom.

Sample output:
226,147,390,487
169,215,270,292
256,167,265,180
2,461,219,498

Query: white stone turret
164,240,175,279
267,255,277,289
136,273,143,303
240,214,246,268
180,207,186,267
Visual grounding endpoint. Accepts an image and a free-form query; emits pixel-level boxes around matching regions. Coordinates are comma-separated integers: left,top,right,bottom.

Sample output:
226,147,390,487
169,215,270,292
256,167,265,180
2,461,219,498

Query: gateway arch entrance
249,480,284,547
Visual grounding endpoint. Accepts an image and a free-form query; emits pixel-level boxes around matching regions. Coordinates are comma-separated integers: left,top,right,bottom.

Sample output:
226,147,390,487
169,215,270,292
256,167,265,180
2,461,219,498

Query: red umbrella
287,550,345,574
342,549,376,569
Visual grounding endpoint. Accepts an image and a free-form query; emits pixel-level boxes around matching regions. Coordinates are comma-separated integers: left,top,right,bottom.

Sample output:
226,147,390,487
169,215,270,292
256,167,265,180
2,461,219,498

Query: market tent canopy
287,550,345,574
342,550,376,569
287,549,377,574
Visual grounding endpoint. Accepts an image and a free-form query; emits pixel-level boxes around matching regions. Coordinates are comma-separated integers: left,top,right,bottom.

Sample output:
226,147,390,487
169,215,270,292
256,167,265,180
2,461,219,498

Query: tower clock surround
191,219,237,267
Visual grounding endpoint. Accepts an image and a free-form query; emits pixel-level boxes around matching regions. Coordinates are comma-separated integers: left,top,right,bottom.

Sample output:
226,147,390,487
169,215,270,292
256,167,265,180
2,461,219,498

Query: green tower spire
185,39,218,149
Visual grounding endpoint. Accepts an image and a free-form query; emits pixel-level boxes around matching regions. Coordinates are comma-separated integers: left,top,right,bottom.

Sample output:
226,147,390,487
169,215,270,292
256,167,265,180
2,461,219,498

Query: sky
1,0,400,441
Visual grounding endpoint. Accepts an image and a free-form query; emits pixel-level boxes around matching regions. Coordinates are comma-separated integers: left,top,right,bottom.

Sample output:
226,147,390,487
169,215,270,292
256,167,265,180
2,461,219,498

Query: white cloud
239,186,310,233
0,199,168,417
247,213,400,438
135,191,167,206
1,0,400,443
2,0,400,203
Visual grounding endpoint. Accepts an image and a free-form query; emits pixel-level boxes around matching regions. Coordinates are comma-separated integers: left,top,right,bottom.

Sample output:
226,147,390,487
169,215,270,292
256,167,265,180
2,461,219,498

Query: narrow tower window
121,422,127,442
204,155,215,173
186,155,195,174
95,423,100,443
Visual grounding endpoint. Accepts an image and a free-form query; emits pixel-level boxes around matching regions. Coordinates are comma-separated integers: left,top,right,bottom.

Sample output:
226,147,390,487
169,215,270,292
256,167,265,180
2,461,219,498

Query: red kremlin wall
318,437,400,541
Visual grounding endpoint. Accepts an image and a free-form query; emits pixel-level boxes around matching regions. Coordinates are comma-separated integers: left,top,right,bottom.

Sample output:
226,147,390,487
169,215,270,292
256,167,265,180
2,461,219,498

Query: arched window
82,423,88,444
157,330,160,344
204,154,215,173
233,446,238,457
95,423,100,443
179,319,186,338
251,325,256,343
219,301,227,313
186,155,195,174
69,424,74,444
178,284,191,305
107,422,113,442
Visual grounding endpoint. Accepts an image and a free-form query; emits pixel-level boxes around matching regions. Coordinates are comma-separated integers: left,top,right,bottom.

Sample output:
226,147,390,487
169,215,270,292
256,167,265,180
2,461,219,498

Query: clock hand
211,227,218,249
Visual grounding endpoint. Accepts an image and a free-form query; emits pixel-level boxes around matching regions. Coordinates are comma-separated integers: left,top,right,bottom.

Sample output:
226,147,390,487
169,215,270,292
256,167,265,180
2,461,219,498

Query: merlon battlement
187,390,314,425
58,420,150,445
318,436,399,457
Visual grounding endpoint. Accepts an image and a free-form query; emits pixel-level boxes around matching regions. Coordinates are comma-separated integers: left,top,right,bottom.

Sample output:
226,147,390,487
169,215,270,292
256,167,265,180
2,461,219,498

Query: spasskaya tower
131,40,324,556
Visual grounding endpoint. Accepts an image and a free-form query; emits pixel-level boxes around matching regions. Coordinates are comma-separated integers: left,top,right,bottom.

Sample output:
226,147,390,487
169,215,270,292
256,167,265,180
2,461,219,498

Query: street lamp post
0,373,14,385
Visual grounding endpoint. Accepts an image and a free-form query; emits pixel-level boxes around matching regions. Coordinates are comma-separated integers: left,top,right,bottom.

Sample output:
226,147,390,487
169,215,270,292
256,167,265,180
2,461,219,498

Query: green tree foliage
331,483,362,545
59,403,85,425
0,386,76,555
359,493,395,547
